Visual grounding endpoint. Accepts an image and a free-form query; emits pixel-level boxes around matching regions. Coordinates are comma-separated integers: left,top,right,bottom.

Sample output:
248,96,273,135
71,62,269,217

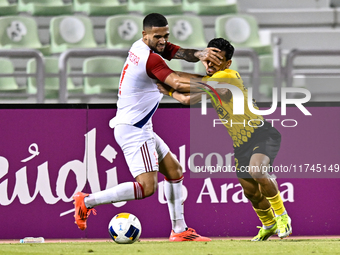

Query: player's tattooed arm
173,48,198,62
174,47,223,67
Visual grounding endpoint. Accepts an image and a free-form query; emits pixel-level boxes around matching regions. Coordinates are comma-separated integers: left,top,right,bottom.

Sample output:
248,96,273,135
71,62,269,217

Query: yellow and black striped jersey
204,69,264,147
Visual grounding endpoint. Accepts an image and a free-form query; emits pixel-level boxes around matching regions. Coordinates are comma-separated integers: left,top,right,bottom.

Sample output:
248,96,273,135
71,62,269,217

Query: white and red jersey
109,38,179,128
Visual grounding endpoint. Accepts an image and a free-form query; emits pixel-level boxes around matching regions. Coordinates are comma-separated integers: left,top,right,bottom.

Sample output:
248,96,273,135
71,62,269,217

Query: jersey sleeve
161,42,180,60
146,52,174,82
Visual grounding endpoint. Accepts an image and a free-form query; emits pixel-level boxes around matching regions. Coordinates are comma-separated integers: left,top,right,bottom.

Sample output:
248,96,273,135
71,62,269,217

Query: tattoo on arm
174,48,199,62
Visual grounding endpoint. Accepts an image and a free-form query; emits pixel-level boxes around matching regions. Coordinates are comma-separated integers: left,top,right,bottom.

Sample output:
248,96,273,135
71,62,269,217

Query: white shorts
114,123,170,178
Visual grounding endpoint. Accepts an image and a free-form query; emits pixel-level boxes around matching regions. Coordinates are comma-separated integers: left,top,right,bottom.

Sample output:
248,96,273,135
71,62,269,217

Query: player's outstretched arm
164,72,207,93
157,82,206,105
173,47,223,67
173,71,203,79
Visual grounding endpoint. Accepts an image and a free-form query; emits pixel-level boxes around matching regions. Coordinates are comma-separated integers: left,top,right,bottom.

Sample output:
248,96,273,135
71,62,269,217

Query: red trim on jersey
146,52,174,82
119,63,129,95
162,42,180,61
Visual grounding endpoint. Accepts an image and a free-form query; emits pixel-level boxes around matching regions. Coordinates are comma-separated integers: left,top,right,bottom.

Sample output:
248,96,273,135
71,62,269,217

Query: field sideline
0,236,339,255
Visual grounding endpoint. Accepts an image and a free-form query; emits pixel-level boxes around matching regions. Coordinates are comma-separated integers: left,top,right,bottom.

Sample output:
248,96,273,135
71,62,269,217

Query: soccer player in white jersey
73,13,223,241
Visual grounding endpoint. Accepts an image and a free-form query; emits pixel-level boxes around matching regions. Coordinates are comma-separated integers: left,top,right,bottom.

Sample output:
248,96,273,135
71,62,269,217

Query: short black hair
207,38,234,60
143,13,168,29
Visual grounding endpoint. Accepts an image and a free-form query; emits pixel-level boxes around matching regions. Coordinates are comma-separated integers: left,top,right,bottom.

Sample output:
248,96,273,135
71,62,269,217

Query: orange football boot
169,228,211,242
73,192,96,230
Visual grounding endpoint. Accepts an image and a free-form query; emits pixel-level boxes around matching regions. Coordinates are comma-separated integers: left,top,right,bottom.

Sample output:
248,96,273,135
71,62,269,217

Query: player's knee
244,190,262,203
248,162,269,180
141,181,158,198
177,163,183,175
165,162,183,180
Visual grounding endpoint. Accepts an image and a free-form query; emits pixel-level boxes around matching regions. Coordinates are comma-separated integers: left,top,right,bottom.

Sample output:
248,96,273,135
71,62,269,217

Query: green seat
194,58,239,76
27,57,82,99
0,58,25,93
0,16,50,55
166,15,207,48
182,0,237,15
106,15,143,49
18,0,72,16
73,0,128,16
165,59,183,72
0,0,17,16
50,15,98,54
128,0,182,15
216,14,274,98
215,14,272,55
83,57,125,94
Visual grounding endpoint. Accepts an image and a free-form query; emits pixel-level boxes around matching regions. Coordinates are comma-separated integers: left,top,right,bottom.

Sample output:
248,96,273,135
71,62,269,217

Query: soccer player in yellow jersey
157,38,292,241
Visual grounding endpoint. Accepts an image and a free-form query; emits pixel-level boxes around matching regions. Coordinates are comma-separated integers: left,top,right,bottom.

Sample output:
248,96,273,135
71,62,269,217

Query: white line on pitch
60,208,75,217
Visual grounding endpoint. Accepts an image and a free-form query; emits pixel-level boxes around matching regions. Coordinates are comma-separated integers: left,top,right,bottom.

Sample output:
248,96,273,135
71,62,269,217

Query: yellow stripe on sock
266,192,286,216
253,207,276,227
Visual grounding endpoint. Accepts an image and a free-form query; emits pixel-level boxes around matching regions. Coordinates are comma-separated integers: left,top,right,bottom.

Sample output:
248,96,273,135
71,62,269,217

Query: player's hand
196,47,223,69
156,81,172,95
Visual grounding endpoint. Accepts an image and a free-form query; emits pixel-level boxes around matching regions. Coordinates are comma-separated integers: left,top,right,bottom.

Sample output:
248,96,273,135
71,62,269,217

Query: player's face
143,26,170,54
206,51,231,76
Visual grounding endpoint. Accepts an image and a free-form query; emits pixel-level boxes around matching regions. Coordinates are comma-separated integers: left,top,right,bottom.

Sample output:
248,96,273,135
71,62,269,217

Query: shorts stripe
141,142,152,172
144,142,152,170
140,144,147,172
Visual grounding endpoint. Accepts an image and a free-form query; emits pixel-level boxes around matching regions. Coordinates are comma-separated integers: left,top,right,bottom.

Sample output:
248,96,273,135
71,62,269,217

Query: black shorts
234,122,281,179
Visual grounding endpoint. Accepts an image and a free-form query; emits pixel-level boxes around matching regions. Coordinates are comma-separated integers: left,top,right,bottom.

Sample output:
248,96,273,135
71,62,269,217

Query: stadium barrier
285,48,340,87
57,48,262,103
58,48,128,103
0,49,44,102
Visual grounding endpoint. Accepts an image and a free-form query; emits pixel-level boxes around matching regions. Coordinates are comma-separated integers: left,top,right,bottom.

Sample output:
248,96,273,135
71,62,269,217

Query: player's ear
142,30,148,42
226,60,232,69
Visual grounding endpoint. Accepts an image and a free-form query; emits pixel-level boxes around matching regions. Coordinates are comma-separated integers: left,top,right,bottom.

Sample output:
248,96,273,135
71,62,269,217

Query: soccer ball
108,213,142,244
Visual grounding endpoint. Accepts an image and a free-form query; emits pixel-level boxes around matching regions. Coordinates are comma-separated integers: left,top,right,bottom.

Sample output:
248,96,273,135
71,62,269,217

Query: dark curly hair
207,38,234,60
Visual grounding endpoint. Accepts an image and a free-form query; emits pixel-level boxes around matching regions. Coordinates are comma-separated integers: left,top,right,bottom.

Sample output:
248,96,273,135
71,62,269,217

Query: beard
149,41,165,54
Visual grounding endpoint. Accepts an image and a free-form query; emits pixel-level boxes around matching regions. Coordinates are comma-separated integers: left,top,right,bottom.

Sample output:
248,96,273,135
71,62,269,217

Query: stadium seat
27,57,82,98
182,0,238,15
50,16,98,54
106,15,143,49
238,0,331,11
128,0,182,15
165,59,183,72
215,14,274,98
0,16,50,55
331,0,340,7
215,14,272,55
0,58,25,93
73,0,128,16
0,0,17,16
83,56,125,94
166,15,207,48
18,0,72,16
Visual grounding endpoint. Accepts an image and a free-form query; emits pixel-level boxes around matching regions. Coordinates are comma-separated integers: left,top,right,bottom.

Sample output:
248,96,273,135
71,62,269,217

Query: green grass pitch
1,239,340,255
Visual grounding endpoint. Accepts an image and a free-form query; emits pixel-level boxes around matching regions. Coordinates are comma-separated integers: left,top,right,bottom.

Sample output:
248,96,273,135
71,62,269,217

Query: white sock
84,182,144,208
275,210,287,217
263,223,276,230
164,177,187,233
